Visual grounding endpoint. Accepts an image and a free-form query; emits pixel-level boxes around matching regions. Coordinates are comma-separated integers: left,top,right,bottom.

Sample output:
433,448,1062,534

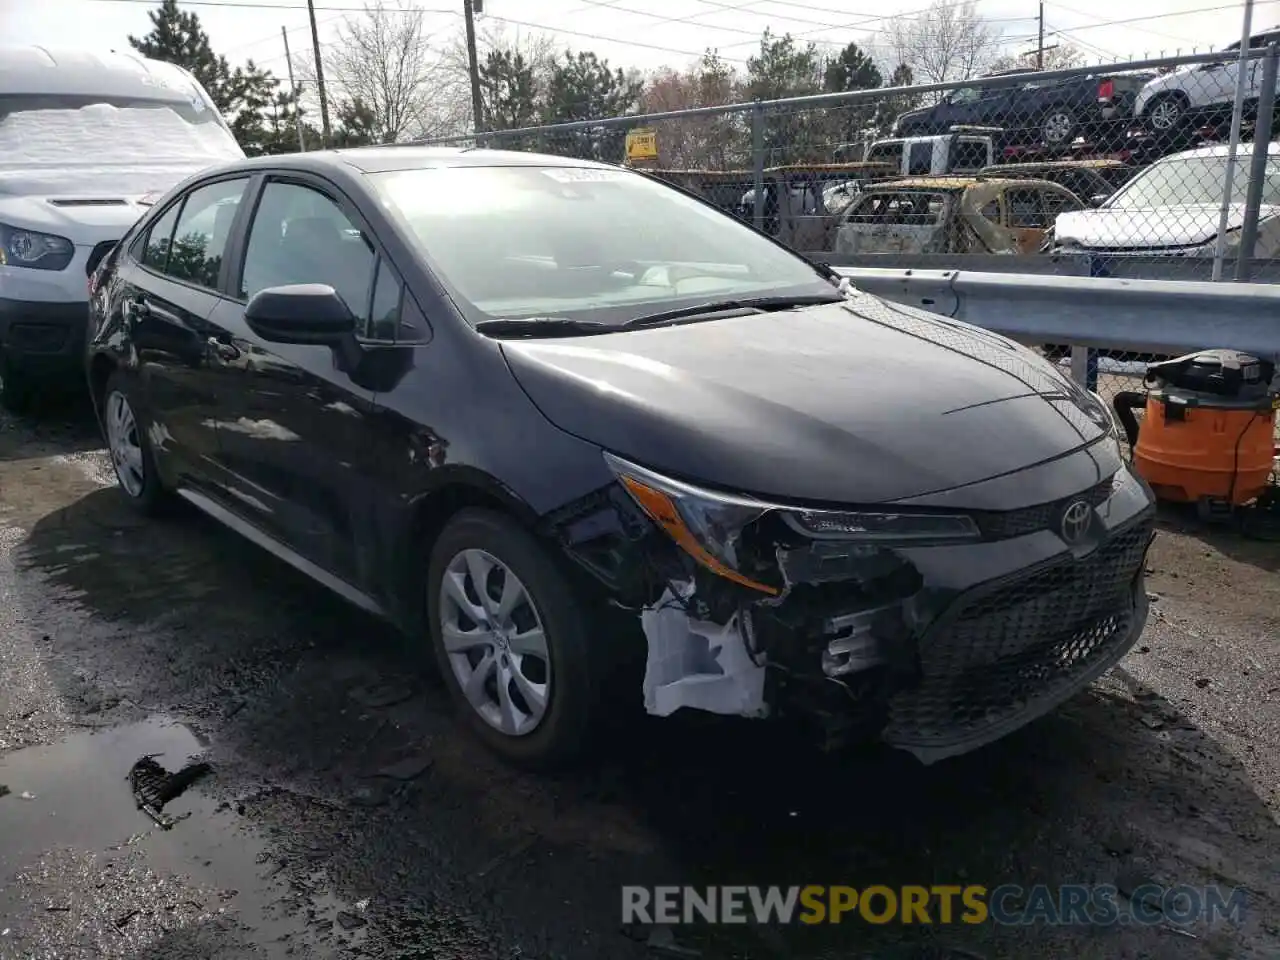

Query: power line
85,0,455,11
574,0,781,39
999,1,1280,42
1048,0,1212,46
480,12,753,63
1043,22,1121,61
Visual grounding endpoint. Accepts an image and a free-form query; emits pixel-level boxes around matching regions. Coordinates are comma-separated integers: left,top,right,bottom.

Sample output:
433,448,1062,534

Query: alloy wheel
1043,111,1073,144
438,548,551,737
105,389,146,498
1149,99,1182,131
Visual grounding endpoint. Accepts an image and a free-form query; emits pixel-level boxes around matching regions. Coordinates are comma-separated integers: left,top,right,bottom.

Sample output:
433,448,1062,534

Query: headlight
1191,228,1241,258
606,453,779,594
1089,389,1124,457
605,454,981,595
0,223,75,271
782,510,979,542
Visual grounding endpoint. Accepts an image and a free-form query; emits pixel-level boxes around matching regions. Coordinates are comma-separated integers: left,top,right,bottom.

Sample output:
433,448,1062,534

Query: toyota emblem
1059,500,1092,544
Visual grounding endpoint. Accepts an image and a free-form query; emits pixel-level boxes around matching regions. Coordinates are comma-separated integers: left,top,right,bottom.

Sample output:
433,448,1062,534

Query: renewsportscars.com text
621,884,1248,926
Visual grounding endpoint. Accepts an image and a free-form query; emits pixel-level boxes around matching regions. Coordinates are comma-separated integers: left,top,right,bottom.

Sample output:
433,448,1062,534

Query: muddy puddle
0,717,368,958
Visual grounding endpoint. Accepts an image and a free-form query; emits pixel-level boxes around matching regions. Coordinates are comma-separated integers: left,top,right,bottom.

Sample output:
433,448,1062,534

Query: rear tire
1041,107,1077,148
101,369,170,516
426,508,600,769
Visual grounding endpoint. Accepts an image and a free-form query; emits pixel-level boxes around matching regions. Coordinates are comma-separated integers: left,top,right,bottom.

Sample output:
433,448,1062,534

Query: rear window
846,191,948,224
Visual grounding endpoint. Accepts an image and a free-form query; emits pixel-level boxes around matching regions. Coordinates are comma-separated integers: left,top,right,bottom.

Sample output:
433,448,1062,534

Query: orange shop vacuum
1112,349,1280,522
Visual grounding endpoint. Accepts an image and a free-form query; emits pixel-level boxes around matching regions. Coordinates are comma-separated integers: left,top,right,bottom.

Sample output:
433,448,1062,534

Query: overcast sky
1,0,1270,81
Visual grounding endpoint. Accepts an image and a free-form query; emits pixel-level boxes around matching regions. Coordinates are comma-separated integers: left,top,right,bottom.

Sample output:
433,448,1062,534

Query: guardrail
836,267,1280,360
816,254,1280,284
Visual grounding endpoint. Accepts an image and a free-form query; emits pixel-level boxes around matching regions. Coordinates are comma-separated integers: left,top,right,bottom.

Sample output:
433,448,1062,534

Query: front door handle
207,336,241,362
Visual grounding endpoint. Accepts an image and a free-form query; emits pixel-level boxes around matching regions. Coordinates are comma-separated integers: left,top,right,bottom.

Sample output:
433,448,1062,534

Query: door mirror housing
244,284,356,345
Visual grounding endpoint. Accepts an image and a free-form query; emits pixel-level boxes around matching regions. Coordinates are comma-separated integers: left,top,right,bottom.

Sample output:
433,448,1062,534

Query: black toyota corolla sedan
85,147,1156,768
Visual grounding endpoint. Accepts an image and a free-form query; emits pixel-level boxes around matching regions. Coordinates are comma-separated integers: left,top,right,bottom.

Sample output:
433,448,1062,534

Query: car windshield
1106,154,1280,208
0,94,244,196
368,165,833,325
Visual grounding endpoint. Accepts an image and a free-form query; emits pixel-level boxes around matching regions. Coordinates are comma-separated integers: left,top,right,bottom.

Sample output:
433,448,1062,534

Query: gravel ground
0,399,1277,960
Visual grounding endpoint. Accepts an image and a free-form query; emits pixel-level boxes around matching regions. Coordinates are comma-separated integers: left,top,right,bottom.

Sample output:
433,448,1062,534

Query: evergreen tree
541,50,643,162
128,0,286,156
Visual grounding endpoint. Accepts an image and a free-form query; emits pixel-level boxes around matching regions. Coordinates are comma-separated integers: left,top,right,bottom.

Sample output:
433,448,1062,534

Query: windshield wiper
620,294,844,330
473,317,611,338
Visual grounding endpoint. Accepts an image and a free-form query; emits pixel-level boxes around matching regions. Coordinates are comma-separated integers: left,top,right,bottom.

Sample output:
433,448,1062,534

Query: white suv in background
1135,28,1280,139
0,46,244,413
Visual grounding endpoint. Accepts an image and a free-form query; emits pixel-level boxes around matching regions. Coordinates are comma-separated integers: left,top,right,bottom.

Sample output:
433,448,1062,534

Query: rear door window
164,177,250,290
950,139,989,171
137,202,182,273
907,143,933,175
1006,189,1048,228
866,142,904,169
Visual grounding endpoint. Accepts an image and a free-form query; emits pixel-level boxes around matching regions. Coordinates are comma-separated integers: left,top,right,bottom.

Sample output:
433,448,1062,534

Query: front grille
883,516,1154,749
974,474,1117,540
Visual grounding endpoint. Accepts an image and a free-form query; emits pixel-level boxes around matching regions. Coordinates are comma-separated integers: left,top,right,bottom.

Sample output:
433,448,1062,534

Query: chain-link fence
422,43,1280,286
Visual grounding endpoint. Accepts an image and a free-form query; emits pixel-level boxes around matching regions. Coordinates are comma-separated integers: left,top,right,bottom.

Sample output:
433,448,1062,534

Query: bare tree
297,2,467,142
441,22,557,132
886,0,1001,86
990,42,1089,74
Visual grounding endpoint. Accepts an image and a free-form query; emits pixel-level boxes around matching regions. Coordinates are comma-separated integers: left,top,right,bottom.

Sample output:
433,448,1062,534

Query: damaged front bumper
550,453,1157,765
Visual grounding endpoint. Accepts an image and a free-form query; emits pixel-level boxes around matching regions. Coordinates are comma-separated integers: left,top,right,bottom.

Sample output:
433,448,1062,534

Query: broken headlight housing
1088,389,1124,458
781,510,979,542
605,452,780,594
605,453,981,596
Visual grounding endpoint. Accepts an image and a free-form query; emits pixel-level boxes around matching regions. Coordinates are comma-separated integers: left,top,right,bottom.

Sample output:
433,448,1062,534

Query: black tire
0,352,37,415
1145,93,1189,146
426,508,600,769
1041,107,1077,148
101,369,170,516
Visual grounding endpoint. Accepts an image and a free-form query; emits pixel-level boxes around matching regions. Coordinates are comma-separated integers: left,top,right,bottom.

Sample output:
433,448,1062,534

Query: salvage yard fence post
1238,42,1280,280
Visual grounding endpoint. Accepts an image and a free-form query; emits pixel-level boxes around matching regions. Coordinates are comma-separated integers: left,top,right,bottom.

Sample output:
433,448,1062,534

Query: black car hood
500,295,1110,505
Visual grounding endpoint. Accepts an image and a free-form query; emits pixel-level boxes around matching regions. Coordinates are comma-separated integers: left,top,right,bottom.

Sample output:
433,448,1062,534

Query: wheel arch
391,466,548,632
88,351,117,421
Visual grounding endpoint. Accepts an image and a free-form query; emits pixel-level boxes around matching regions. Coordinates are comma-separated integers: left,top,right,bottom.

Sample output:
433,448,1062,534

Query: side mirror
1090,194,1110,207
244,284,355,346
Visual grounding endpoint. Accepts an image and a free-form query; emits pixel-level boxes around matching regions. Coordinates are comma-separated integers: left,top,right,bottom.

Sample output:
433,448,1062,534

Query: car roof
868,176,1066,192
0,45,205,101
978,159,1128,173
1160,141,1280,161
205,146,617,177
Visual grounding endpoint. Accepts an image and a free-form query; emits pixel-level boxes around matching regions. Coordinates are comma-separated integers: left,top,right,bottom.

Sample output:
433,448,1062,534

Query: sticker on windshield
541,167,626,183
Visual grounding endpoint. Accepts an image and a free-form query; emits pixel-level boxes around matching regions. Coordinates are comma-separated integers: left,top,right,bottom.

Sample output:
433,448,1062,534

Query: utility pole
1037,0,1045,70
306,0,331,147
464,0,484,134
281,26,306,152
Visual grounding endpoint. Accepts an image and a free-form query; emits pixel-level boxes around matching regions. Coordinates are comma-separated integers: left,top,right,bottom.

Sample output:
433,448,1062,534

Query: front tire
101,370,169,516
1145,94,1189,145
0,353,37,415
426,508,599,769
